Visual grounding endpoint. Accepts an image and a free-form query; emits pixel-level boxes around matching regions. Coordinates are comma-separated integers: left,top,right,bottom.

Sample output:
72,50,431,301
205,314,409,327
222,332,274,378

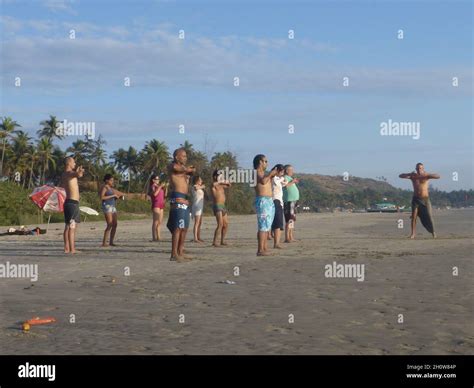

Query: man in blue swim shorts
167,148,196,262
253,154,278,256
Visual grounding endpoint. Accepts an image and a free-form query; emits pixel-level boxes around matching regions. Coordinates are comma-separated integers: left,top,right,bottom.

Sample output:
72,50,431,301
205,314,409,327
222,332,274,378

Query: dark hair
148,174,159,196
416,162,423,168
192,175,202,185
212,169,221,181
253,154,266,169
274,164,285,172
173,148,186,160
284,164,292,174
103,174,113,182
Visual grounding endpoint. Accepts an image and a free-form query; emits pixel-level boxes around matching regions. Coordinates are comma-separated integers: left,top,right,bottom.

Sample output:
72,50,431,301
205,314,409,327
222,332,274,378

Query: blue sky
0,0,472,190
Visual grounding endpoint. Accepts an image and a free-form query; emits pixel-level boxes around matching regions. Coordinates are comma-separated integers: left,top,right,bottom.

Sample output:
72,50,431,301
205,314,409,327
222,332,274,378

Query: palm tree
0,117,21,175
37,115,64,142
66,138,88,166
89,135,107,167
84,135,107,189
141,139,169,174
36,138,56,184
140,139,169,193
25,148,40,189
12,130,32,154
210,151,238,171
112,146,139,192
11,131,33,187
180,140,194,155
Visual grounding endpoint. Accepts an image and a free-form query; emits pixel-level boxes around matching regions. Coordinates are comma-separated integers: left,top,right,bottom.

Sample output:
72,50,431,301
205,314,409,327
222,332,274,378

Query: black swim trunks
272,200,284,231
64,199,81,225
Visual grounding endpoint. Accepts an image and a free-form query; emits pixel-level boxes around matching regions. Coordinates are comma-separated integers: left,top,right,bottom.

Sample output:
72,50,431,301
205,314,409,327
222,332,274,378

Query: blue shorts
102,203,117,214
167,203,190,232
255,196,275,232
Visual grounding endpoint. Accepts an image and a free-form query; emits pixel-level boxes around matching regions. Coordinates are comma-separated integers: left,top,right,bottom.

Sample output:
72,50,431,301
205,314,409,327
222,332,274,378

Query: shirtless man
253,154,278,256
166,148,196,262
211,169,231,247
61,156,84,254
399,163,440,239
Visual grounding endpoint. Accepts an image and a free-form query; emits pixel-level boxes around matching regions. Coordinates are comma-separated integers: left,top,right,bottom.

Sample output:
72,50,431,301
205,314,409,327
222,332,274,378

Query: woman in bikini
99,174,125,247
148,174,167,241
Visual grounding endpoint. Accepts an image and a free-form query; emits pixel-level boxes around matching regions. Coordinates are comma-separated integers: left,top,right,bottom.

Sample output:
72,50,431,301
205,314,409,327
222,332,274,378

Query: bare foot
171,255,191,263
221,241,228,246
408,234,416,239
432,233,437,239
212,243,222,247
110,243,118,246
257,251,273,256
284,240,291,243
274,245,283,249
198,239,205,243
64,250,70,254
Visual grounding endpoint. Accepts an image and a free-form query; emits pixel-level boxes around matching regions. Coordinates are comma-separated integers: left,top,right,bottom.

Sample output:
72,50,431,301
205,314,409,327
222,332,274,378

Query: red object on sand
26,317,56,326
29,185,66,212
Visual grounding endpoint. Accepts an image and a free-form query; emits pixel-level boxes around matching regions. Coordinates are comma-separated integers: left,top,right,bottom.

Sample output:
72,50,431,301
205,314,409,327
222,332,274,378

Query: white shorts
192,203,204,217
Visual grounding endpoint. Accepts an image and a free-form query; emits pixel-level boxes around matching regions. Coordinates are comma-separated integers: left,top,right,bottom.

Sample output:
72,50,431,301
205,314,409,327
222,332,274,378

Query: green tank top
283,176,300,202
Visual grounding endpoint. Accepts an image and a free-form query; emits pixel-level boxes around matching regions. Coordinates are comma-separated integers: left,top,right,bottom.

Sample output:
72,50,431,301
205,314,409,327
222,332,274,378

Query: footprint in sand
347,320,364,326
397,343,420,352
265,324,293,335
328,334,353,344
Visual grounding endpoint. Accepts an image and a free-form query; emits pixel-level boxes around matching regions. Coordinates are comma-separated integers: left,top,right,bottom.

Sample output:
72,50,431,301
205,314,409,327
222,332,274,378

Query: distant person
399,163,440,239
271,164,287,249
283,164,300,243
99,174,126,247
211,169,231,247
167,148,196,262
148,174,167,242
61,156,84,254
254,154,278,256
191,175,206,243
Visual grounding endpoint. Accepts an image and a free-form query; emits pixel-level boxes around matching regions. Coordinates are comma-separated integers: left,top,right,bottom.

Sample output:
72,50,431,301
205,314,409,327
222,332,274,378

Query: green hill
297,173,473,210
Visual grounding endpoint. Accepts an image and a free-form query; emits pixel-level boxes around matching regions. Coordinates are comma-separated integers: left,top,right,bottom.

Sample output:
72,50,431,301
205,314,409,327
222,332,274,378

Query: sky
0,0,472,191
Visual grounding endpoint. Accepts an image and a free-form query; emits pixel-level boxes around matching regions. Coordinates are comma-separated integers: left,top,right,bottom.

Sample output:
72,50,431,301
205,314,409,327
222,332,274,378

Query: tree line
1,115,472,211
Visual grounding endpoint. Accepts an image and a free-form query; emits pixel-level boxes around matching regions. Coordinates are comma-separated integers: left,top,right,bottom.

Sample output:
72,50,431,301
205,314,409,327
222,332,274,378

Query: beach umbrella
79,206,99,223
29,185,66,228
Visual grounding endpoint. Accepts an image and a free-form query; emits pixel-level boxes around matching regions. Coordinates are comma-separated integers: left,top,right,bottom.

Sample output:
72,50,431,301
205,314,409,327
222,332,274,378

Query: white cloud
42,0,77,14
0,16,471,96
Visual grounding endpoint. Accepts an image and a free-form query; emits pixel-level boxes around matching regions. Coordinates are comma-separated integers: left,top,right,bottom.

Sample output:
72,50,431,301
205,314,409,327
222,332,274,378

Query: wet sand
0,209,472,354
